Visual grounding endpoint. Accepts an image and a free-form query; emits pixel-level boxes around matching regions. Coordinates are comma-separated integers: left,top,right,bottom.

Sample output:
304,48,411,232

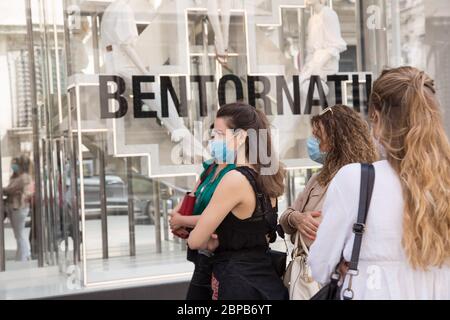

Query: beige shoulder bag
284,232,321,300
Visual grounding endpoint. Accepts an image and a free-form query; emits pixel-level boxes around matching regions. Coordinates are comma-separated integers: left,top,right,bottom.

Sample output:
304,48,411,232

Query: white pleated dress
308,160,450,300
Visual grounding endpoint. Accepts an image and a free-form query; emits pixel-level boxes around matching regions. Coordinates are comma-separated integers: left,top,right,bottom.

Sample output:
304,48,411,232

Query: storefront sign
99,73,372,119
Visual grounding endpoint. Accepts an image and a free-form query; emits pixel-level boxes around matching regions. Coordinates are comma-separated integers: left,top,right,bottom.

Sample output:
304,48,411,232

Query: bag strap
292,232,310,258
299,232,310,255
342,163,375,300
234,166,281,244
194,163,215,193
201,163,215,182
349,163,375,271
233,166,271,214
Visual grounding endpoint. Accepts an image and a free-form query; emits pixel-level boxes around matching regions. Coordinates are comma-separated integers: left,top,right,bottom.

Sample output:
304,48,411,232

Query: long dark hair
216,102,286,198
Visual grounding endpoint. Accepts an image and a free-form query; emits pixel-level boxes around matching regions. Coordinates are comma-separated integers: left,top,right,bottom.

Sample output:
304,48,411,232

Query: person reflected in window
4,155,33,261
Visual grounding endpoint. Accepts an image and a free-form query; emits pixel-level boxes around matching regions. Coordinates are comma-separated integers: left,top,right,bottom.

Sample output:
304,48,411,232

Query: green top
193,159,236,215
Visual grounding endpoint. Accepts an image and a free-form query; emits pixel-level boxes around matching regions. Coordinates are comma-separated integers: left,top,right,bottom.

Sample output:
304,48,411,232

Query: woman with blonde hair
309,66,450,299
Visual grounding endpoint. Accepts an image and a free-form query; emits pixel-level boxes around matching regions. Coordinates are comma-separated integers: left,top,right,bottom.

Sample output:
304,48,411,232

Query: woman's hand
206,234,219,252
168,211,185,231
290,211,321,241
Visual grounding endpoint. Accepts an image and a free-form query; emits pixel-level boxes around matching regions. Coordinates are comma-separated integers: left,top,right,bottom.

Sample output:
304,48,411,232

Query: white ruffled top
309,160,450,300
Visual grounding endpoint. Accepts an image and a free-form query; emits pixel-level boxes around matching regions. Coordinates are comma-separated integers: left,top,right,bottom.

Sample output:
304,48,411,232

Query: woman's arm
3,177,25,195
279,209,302,236
279,175,321,237
279,177,312,234
187,171,244,250
121,44,148,75
169,214,201,230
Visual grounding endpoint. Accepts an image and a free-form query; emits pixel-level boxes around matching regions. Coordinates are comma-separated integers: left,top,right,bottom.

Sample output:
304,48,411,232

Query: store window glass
0,0,71,299
0,0,449,299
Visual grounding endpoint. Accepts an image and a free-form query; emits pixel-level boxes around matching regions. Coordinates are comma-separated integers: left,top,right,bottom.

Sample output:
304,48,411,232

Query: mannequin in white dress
300,0,347,96
271,0,346,157
70,17,90,73
101,0,206,159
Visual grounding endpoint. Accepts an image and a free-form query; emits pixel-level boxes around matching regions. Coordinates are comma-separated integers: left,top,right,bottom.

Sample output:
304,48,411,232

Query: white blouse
309,160,450,300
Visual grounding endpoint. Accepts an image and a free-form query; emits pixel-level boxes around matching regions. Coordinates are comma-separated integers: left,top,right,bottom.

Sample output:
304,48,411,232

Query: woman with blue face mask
3,156,33,262
187,102,287,300
307,135,327,165
280,105,378,299
169,122,240,300
171,102,288,300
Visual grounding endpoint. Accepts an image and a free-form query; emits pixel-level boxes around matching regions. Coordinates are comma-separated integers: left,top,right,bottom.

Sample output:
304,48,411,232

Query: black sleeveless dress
211,166,288,300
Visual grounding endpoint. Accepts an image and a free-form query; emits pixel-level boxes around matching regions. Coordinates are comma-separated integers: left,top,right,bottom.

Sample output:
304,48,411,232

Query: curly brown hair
311,105,378,187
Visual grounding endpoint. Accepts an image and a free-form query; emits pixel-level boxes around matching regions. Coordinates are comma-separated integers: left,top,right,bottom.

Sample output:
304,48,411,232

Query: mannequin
70,17,90,73
300,0,347,96
207,0,232,66
206,0,267,66
271,0,346,157
284,36,300,70
101,0,206,159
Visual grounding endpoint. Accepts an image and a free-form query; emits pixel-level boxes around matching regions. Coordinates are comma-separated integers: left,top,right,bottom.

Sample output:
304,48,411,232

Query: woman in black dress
188,102,288,300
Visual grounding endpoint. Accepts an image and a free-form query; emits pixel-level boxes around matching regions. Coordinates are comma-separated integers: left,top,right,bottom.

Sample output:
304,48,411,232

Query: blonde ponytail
370,67,450,270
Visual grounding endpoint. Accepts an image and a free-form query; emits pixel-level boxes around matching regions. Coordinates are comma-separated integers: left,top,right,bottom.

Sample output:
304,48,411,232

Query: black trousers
212,249,288,300
186,251,213,300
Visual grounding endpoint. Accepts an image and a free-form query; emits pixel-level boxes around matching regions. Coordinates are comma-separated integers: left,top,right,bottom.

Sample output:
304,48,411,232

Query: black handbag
268,223,289,278
311,163,375,300
269,248,287,278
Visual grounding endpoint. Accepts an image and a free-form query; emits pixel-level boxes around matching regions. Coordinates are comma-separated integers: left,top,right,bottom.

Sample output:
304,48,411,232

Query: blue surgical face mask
208,139,235,164
307,136,326,164
11,164,20,173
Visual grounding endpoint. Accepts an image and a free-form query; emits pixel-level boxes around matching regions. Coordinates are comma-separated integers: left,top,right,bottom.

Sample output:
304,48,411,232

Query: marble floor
1,212,293,300
0,250,194,300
